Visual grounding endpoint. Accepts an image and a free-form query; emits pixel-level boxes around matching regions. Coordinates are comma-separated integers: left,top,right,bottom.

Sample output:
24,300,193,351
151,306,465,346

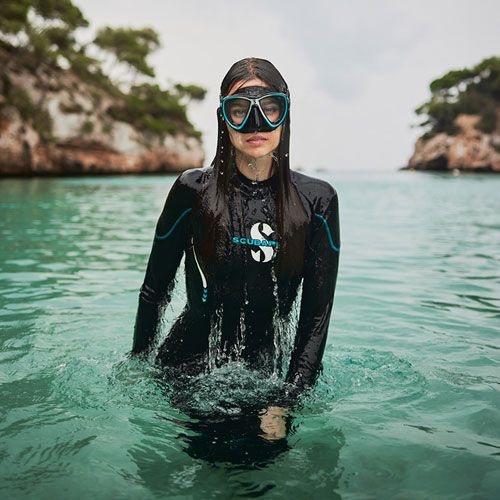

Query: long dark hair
211,58,292,208
199,58,307,288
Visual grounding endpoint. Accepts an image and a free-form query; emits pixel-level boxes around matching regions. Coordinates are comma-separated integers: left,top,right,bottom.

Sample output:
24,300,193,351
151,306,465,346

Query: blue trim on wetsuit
314,213,340,252
156,208,192,240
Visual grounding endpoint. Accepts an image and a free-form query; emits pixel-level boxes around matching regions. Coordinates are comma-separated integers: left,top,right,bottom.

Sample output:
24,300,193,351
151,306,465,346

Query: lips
246,134,267,145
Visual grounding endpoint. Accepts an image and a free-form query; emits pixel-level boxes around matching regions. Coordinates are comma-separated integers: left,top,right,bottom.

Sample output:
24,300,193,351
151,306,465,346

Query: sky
78,0,500,172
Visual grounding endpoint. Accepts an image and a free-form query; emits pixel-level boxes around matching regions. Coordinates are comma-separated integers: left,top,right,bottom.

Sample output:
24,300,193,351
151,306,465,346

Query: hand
258,406,288,441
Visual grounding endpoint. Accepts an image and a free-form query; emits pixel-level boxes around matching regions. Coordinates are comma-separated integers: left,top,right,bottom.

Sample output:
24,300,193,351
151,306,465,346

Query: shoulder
177,166,214,191
160,167,214,213
290,170,338,215
167,166,214,201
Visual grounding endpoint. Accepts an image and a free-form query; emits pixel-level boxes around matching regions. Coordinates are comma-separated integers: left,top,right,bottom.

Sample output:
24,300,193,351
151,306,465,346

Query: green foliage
60,101,83,113
94,26,160,78
7,85,36,121
106,82,197,137
44,26,75,52
3,82,52,139
80,119,93,135
26,25,56,64
174,83,207,101
88,88,102,106
0,0,88,72
0,1,204,143
416,56,500,139
477,107,498,133
32,0,88,29
429,68,476,93
68,50,98,77
68,48,119,96
0,0,31,34
32,106,52,140
415,100,460,137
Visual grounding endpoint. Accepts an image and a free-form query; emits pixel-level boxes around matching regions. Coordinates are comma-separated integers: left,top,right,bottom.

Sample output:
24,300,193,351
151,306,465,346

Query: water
1,171,499,499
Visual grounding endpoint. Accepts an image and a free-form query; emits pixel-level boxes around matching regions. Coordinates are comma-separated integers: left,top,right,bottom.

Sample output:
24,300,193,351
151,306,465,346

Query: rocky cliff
0,51,205,176
405,111,500,173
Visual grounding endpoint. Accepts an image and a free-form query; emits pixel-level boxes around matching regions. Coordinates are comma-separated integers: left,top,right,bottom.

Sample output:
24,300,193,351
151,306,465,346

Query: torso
156,166,333,374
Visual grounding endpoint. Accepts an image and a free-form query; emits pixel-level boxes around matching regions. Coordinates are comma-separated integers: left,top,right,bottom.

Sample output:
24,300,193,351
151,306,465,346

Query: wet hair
211,58,292,208
200,58,307,289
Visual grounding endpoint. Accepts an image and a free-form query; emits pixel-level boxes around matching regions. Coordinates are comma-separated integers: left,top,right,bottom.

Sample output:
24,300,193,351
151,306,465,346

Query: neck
234,150,275,182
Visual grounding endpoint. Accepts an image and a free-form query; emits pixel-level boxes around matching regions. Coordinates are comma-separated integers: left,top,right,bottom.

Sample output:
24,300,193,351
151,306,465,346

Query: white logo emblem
250,222,276,263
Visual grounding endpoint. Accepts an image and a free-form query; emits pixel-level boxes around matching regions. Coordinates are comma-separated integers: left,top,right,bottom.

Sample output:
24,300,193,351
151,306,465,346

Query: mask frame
220,86,289,133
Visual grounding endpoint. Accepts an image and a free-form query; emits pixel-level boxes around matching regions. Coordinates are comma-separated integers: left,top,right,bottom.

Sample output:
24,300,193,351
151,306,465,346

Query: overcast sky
79,0,500,171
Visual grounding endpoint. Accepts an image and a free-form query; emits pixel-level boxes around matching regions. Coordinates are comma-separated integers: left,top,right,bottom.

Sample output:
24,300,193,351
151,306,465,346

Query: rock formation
405,111,500,172
0,51,205,176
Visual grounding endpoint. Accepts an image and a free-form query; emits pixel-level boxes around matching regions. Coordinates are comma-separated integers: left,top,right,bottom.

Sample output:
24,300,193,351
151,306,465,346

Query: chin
244,146,275,159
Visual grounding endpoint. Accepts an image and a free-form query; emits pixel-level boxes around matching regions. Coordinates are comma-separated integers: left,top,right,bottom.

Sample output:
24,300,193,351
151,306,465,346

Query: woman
132,57,340,392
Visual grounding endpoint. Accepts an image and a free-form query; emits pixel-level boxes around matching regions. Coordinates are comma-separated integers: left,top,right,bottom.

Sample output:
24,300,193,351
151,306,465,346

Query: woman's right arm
132,173,196,355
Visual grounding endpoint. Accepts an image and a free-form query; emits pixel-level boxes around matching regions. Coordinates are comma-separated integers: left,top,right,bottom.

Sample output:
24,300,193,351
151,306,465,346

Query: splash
169,361,290,416
270,266,302,377
207,306,223,372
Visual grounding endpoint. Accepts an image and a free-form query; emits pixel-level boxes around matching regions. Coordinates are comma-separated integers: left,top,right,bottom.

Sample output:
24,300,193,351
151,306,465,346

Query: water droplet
285,153,289,157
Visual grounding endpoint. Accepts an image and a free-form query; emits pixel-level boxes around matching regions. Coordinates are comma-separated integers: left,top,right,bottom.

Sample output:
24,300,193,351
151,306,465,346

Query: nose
248,105,264,132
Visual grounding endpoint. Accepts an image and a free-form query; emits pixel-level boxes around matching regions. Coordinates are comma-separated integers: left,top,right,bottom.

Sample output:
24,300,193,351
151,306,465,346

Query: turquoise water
1,171,499,499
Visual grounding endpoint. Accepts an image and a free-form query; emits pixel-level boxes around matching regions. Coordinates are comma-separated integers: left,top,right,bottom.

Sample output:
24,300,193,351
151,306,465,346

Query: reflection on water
162,410,291,465
112,359,345,498
158,364,294,466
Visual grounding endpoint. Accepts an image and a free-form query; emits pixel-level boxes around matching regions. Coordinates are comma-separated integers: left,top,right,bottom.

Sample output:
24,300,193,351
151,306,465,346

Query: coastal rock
406,111,500,172
0,51,204,176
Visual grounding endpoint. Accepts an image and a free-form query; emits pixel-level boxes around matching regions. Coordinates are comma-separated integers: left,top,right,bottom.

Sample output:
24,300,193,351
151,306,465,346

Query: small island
0,0,206,176
405,57,500,172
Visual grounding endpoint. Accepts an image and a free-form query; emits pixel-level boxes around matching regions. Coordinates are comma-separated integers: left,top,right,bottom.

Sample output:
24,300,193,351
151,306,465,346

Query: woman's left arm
286,187,340,390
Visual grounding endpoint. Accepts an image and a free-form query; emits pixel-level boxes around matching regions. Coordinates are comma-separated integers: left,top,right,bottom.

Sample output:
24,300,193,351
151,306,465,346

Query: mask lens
224,98,250,127
259,95,286,125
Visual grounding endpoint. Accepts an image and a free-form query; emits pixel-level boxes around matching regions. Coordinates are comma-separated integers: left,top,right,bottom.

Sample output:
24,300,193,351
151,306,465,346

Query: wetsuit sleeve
286,189,340,390
132,175,194,355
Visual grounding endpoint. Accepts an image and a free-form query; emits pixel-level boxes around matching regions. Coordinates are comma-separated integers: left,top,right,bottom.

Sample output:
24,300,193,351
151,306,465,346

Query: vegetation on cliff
415,56,500,141
0,0,206,142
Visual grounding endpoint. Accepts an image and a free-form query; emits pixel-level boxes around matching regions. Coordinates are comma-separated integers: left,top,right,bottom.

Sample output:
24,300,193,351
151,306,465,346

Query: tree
32,0,88,29
0,0,88,67
93,26,160,84
106,82,196,136
1,2,205,142
0,0,31,36
416,56,500,139
174,83,207,103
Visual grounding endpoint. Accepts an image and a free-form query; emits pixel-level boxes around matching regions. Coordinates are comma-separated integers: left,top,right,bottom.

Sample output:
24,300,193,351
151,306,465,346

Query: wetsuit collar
234,163,278,188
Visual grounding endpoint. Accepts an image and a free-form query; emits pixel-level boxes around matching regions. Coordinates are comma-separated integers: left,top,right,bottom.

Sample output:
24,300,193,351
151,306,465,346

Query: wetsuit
132,166,340,390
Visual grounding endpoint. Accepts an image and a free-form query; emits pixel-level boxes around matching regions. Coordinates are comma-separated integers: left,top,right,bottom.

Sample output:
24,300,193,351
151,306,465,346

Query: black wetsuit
133,166,340,390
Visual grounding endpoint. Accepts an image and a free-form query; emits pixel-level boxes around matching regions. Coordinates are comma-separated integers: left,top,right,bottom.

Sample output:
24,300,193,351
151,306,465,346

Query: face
224,78,282,160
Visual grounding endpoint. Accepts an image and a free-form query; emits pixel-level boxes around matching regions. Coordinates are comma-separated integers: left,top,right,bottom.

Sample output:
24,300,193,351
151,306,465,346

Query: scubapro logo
232,222,279,263
250,222,276,263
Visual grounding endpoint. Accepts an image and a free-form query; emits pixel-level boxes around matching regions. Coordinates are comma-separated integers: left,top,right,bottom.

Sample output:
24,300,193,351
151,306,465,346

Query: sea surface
1,170,499,499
